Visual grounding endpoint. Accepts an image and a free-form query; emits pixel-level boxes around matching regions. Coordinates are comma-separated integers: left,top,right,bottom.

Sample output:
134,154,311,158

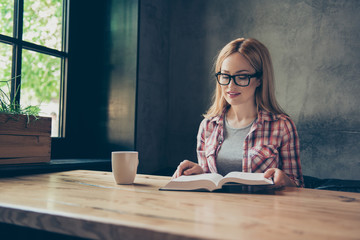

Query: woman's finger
172,160,194,179
178,161,190,176
264,168,276,178
184,166,196,175
184,164,204,176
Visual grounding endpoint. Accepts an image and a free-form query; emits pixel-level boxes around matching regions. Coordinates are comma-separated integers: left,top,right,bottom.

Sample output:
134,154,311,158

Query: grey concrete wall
136,0,170,173
137,0,360,179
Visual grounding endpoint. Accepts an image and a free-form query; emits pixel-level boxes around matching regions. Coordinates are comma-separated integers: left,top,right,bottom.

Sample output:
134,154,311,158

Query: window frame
0,0,69,138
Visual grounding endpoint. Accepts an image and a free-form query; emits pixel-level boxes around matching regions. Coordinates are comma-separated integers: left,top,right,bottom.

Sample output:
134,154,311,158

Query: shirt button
218,140,223,144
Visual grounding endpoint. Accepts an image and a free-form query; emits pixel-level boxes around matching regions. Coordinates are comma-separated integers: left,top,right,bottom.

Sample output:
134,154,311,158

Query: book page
176,173,223,184
161,173,224,191
220,172,273,186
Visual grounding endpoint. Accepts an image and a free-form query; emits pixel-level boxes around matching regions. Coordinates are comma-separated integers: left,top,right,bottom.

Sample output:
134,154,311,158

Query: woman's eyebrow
221,69,250,74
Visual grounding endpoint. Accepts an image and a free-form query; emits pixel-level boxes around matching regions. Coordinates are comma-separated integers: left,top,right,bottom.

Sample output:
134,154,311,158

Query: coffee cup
111,151,139,184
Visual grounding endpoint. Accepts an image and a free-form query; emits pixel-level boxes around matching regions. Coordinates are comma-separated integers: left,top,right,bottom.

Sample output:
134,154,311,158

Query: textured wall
136,0,170,173
137,0,360,179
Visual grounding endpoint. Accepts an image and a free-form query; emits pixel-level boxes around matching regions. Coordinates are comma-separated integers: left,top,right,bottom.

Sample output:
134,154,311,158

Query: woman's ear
255,78,261,87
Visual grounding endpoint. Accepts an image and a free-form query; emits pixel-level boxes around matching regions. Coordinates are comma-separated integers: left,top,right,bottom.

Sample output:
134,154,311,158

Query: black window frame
0,0,69,138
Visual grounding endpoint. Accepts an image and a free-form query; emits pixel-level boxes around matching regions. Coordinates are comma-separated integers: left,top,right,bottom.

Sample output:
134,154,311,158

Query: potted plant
0,80,51,165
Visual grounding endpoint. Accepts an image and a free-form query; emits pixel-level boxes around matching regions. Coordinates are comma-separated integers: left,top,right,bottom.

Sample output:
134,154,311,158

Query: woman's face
220,52,260,107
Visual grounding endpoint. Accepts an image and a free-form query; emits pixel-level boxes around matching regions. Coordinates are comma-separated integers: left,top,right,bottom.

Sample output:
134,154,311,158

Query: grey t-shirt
216,116,255,176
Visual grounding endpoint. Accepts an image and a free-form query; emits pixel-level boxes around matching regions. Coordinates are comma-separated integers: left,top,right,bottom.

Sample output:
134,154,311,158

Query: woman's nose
228,77,237,88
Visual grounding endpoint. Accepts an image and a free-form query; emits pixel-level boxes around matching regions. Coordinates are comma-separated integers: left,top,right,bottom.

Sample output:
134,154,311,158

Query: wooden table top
0,170,359,240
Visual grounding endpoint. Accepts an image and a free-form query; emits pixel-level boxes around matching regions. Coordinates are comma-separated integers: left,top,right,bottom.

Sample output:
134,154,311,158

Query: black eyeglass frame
215,72,262,87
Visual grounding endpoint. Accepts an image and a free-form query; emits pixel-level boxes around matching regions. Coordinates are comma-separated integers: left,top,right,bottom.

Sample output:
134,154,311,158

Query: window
0,0,68,137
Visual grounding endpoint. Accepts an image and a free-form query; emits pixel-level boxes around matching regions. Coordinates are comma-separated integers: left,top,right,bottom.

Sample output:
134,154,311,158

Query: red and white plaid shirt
197,108,304,187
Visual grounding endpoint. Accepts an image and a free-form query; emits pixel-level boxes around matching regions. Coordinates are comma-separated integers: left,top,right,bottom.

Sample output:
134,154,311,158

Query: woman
173,38,304,187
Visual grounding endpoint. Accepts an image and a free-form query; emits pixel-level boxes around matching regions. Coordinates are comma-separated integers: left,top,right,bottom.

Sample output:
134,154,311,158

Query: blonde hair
204,38,286,119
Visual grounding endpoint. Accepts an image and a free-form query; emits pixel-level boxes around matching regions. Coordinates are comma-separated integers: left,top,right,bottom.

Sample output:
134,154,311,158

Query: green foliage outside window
0,1,13,36
0,1,13,88
0,0,62,105
23,0,62,50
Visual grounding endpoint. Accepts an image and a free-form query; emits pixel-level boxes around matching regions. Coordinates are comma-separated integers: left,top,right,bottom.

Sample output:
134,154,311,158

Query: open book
161,172,274,192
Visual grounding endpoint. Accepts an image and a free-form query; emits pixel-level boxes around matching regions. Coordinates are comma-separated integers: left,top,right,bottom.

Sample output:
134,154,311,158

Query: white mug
111,151,139,184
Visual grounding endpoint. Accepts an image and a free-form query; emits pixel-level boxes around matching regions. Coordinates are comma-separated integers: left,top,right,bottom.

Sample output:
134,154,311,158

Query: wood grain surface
0,170,359,240
0,114,51,136
0,114,51,164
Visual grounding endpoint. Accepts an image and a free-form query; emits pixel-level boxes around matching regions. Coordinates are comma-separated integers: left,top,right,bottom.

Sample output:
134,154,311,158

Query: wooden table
0,170,359,240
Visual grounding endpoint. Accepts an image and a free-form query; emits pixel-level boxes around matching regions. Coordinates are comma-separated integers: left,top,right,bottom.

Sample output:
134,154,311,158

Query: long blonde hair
204,38,286,118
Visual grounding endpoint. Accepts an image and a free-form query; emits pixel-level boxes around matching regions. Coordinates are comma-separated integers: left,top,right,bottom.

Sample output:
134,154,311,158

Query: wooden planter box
0,113,51,164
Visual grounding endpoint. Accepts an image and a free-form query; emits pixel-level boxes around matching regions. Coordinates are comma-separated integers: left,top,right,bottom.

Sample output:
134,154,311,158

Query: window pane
0,0,13,36
23,0,63,50
21,49,61,137
0,43,12,114
0,43,12,93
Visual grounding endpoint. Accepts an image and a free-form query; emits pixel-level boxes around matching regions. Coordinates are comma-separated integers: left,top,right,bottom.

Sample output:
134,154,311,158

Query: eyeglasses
215,72,262,87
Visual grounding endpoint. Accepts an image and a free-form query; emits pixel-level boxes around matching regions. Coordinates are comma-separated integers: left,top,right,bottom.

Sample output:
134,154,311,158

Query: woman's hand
264,168,296,188
172,160,204,179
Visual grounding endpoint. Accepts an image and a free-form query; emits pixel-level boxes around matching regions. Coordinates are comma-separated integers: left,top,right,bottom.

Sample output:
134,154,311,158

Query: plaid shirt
196,108,304,187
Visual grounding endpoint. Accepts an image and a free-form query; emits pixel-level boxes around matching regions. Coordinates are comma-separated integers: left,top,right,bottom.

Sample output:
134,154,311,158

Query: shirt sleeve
196,119,210,173
280,117,304,187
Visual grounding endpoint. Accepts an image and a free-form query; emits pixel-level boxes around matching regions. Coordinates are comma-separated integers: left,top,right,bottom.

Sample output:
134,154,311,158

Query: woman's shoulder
257,110,298,137
258,110,296,126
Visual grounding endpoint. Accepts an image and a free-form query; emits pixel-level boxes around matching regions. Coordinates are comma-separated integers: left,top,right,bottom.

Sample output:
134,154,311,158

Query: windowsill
0,159,111,178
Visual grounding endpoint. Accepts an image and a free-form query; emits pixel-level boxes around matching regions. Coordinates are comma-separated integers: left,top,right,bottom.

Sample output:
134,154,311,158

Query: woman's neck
226,103,258,128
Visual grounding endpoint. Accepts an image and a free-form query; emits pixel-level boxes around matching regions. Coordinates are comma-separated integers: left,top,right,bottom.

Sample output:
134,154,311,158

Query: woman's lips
227,92,241,98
